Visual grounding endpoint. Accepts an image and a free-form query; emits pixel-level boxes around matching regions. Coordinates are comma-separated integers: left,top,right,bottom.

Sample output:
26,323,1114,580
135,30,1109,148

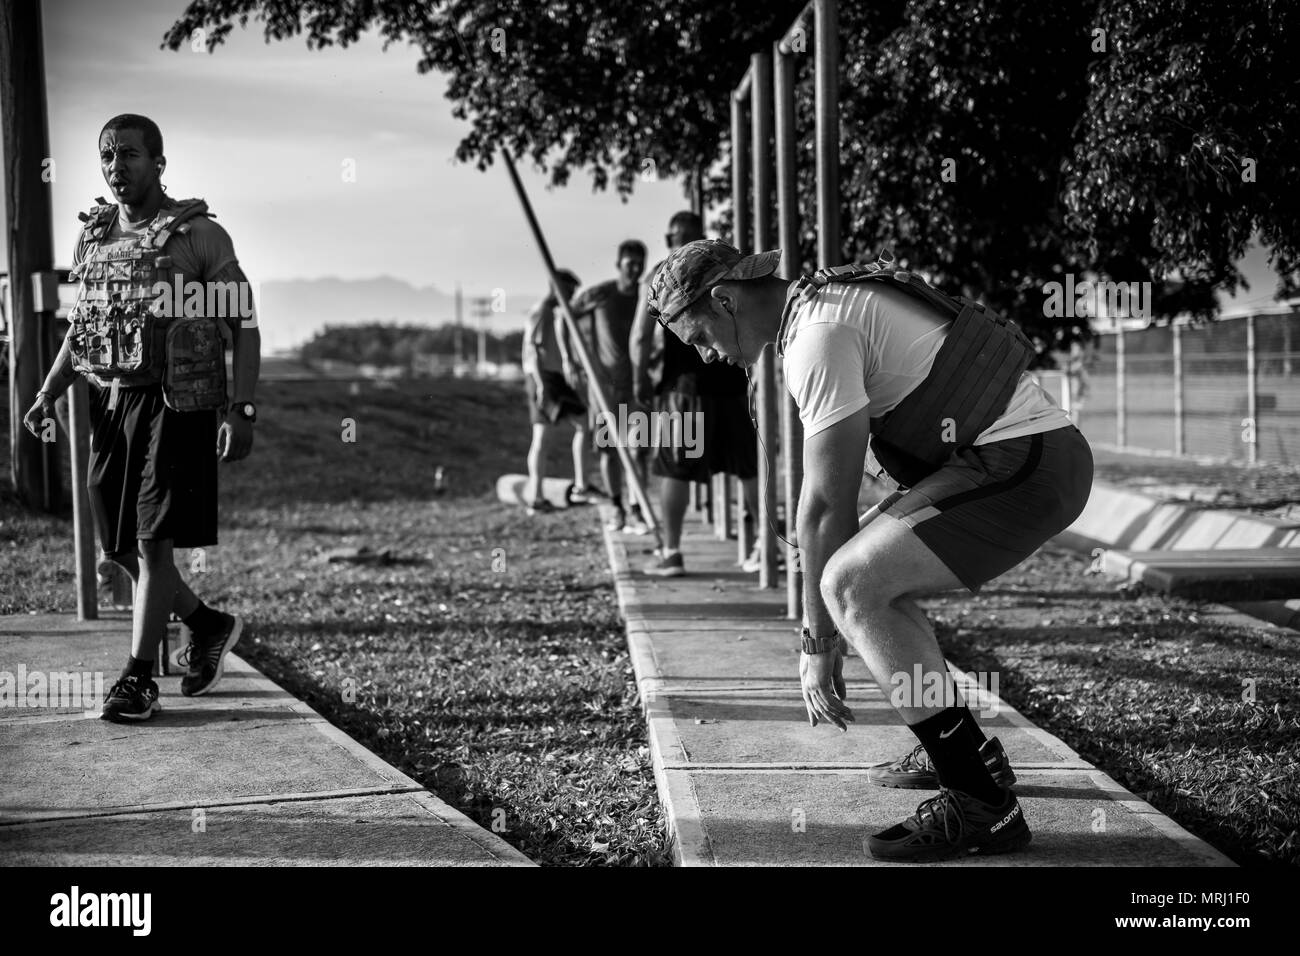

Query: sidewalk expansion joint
0,783,428,827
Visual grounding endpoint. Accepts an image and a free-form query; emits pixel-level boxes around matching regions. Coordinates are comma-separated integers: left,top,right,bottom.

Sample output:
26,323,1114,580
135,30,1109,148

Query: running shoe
865,786,1031,862
179,612,243,697
643,551,685,577
606,507,627,532
868,737,1016,790
101,675,161,723
623,505,650,535
525,498,556,515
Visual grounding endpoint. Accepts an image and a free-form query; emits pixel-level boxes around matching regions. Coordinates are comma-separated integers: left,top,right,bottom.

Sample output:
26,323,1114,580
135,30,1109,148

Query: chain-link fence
1076,310,1300,465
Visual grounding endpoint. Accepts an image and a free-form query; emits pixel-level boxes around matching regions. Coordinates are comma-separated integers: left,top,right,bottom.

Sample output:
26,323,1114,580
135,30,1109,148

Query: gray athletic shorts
879,424,1093,592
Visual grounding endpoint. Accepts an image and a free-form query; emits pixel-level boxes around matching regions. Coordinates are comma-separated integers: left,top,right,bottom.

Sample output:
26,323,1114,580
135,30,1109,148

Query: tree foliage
163,0,1300,346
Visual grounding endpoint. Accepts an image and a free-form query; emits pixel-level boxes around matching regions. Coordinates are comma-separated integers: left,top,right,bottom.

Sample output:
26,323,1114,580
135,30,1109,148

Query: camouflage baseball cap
648,239,782,327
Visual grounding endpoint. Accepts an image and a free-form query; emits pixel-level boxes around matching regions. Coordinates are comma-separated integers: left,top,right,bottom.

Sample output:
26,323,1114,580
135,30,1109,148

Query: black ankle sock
910,705,1004,805
123,655,153,680
183,602,224,635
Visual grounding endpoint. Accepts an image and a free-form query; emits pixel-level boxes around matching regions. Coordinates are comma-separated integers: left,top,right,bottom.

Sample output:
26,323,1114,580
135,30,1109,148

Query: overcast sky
4,0,689,301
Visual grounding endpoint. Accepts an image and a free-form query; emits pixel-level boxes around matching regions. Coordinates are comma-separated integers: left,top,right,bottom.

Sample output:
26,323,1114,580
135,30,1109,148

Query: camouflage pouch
162,317,227,411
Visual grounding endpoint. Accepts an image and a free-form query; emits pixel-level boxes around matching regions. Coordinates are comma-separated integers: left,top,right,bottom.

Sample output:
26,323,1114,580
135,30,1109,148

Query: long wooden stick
500,151,663,550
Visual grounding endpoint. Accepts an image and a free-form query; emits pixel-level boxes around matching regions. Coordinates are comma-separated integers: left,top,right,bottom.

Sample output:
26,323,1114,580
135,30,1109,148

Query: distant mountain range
254,276,538,352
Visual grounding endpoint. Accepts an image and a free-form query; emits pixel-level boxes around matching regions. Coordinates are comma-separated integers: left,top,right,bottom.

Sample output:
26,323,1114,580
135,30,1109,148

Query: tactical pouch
162,317,227,412
68,303,160,378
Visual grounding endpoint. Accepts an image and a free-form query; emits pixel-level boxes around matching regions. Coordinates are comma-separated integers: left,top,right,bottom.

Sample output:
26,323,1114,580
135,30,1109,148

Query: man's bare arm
629,272,657,399
214,262,260,404
798,406,872,636
37,328,80,399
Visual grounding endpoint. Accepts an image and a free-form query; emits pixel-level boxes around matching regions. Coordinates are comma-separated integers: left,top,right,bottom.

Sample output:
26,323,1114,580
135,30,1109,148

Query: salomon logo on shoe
990,803,1022,834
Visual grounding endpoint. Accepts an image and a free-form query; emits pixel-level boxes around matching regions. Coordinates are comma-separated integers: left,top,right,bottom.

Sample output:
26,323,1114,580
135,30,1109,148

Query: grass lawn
0,376,671,866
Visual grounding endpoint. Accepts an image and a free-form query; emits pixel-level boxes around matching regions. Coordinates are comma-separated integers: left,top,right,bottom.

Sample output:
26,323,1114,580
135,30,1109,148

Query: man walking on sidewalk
23,114,259,722
631,212,760,576
646,239,1093,862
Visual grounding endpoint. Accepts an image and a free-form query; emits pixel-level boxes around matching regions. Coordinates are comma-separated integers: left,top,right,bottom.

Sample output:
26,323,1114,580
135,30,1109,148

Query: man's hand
800,645,853,731
22,392,55,439
217,409,253,462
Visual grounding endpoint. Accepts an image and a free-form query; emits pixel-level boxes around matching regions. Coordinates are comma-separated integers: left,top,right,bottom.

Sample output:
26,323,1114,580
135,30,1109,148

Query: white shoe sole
101,698,162,722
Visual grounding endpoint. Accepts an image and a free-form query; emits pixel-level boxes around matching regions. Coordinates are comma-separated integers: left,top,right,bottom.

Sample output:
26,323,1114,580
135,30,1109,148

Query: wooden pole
500,151,662,549
775,41,804,617
751,51,778,587
67,380,97,619
1,0,62,511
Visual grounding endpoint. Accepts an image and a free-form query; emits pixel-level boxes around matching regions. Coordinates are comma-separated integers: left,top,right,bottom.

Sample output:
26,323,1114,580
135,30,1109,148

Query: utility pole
454,282,463,368
1,0,63,510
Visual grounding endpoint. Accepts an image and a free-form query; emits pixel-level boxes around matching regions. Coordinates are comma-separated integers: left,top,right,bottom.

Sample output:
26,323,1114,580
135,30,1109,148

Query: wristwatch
800,626,841,655
233,401,257,423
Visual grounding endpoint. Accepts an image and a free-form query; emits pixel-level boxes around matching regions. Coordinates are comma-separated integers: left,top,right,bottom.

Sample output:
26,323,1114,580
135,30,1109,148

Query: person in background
521,270,594,513
566,240,650,533
630,211,759,577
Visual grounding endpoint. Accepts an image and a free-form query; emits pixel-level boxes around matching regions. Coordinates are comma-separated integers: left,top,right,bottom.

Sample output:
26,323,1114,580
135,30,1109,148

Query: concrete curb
599,513,715,867
600,498,1237,867
1060,480,1300,630
0,619,535,867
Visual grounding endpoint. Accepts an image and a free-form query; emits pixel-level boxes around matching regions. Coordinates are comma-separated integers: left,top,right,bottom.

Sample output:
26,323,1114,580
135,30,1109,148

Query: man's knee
821,544,896,624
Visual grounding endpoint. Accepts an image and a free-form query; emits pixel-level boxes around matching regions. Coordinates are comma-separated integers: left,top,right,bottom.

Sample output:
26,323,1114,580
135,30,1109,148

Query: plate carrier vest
778,258,1036,488
67,197,228,412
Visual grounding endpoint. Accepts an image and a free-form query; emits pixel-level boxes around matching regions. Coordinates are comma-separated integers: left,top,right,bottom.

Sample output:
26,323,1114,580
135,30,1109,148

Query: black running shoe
179,612,243,697
866,787,1031,862
867,736,1016,790
101,675,161,723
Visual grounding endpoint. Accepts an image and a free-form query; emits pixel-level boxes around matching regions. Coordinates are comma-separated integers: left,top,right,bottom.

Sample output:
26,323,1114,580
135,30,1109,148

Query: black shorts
526,370,586,426
650,389,758,483
87,383,219,556
880,424,1093,592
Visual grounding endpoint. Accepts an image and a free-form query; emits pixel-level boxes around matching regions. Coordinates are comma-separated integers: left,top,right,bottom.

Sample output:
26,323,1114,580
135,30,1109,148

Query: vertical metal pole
67,379,97,620
815,0,840,269
723,86,749,544
775,40,804,617
1247,313,1258,464
1172,322,1184,457
750,51,777,587
1115,318,1126,447
715,473,733,541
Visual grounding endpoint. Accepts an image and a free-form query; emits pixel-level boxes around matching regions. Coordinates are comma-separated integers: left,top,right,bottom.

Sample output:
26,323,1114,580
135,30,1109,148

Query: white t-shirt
781,279,1071,446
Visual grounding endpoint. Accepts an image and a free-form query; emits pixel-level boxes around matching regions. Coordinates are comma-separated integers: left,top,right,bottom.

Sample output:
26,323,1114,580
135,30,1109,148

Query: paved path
0,612,532,866
603,509,1234,867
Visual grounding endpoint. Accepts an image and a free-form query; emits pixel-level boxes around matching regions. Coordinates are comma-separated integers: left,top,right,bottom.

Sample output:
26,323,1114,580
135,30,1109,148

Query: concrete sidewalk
603,511,1233,867
0,613,532,867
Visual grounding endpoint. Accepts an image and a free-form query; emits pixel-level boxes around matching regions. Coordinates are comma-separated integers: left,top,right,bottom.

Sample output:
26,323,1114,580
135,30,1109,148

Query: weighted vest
779,258,1036,488
68,197,228,412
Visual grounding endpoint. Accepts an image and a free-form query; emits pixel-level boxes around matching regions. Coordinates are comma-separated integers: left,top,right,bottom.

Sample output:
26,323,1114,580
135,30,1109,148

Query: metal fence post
1172,321,1184,457
1247,313,1258,464
750,50,778,586
1115,318,1126,447
775,36,804,618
